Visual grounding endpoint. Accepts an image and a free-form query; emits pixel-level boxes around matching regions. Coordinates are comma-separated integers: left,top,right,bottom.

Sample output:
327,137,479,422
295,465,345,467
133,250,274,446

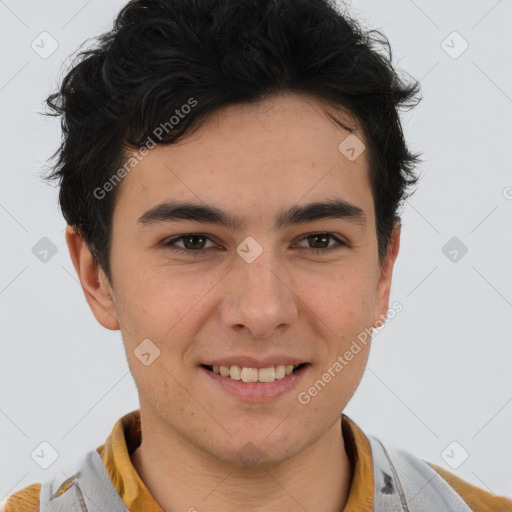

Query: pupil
186,235,204,249
310,234,327,248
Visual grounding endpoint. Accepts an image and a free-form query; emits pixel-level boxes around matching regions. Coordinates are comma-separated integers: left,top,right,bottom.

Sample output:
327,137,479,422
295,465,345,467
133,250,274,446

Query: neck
130,410,353,512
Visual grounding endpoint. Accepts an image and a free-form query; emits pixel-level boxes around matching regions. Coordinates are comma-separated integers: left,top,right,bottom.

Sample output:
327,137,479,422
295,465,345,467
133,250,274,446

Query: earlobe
372,221,401,327
65,226,120,331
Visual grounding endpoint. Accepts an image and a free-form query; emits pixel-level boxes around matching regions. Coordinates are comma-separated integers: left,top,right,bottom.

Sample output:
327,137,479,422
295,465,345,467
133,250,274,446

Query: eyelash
161,232,347,257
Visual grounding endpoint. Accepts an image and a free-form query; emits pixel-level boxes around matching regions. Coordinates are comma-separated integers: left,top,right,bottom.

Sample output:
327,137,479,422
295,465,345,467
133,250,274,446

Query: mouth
201,363,308,383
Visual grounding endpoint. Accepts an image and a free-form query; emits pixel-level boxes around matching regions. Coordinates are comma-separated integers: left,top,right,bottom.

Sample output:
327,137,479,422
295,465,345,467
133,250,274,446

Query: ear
65,226,120,330
372,220,401,327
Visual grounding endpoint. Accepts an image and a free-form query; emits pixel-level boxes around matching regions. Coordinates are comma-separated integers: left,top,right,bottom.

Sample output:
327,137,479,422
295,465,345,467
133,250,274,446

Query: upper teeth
211,364,298,382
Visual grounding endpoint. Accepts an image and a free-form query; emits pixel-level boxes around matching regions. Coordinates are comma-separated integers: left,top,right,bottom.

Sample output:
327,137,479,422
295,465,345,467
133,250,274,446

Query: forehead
114,92,374,228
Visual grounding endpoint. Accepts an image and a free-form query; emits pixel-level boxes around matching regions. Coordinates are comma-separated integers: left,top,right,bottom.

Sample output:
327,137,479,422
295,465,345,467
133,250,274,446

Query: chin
205,429,303,469
216,443,295,469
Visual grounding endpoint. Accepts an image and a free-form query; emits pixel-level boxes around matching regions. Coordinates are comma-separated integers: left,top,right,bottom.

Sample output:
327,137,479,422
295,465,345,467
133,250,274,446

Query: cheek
304,271,376,384
305,269,377,330
113,252,378,351
114,266,219,351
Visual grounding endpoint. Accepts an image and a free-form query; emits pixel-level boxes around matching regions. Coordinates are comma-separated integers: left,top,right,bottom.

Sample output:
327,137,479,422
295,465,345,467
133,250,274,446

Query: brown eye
181,235,207,250
295,233,346,254
307,234,330,249
162,234,216,256
162,232,346,257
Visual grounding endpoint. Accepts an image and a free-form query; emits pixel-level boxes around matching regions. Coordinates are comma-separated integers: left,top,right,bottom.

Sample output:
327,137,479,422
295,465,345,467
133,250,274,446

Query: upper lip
201,356,308,368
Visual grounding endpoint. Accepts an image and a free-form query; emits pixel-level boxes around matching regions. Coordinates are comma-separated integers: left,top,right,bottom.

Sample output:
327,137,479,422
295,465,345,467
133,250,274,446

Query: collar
97,409,374,511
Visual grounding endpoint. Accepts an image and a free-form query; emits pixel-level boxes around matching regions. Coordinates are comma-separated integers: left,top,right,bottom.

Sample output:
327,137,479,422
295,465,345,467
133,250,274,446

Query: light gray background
1,0,511,503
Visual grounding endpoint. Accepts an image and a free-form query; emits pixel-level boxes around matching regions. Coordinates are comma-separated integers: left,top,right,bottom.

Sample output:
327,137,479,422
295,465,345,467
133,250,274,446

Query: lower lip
200,365,309,402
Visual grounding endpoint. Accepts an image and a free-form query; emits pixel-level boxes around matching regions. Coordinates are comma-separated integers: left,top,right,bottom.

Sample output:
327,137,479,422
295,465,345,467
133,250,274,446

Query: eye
162,232,347,256
162,234,217,256
294,233,347,254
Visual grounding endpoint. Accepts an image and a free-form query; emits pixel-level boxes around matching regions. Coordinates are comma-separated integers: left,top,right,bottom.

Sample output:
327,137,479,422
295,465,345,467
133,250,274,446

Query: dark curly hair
45,0,422,283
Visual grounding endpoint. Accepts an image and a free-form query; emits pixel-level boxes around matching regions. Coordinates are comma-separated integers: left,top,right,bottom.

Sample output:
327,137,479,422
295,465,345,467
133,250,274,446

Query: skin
67,91,400,512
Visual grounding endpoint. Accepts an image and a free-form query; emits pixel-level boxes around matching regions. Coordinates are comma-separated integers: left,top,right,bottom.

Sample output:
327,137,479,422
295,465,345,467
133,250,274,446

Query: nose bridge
223,242,297,336
244,251,284,299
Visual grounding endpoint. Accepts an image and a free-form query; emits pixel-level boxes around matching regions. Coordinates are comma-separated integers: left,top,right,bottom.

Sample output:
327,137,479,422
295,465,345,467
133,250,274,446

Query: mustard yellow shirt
5,409,511,511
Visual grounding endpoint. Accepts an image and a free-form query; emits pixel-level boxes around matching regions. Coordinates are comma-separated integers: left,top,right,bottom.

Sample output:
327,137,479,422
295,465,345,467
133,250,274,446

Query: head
47,0,421,466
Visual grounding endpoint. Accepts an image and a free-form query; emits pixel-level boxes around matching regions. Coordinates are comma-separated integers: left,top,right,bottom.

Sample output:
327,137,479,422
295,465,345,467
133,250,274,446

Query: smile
202,364,306,383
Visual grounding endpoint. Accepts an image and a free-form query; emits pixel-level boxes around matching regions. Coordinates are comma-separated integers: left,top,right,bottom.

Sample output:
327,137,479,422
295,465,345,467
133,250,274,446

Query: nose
220,251,298,339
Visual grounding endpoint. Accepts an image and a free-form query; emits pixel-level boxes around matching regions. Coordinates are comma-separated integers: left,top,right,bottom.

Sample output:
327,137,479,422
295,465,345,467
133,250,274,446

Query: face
76,92,399,466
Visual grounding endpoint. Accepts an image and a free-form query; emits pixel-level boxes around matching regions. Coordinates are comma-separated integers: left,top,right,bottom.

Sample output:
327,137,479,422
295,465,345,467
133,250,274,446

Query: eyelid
161,232,348,255
161,233,218,254
293,231,348,248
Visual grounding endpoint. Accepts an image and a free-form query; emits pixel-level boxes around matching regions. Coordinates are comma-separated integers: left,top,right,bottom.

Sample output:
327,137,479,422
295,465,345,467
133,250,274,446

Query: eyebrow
137,198,366,231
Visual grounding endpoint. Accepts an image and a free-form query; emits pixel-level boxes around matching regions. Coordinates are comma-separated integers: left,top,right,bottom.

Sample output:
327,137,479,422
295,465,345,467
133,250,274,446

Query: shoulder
367,433,511,512
1,483,41,512
427,461,512,512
